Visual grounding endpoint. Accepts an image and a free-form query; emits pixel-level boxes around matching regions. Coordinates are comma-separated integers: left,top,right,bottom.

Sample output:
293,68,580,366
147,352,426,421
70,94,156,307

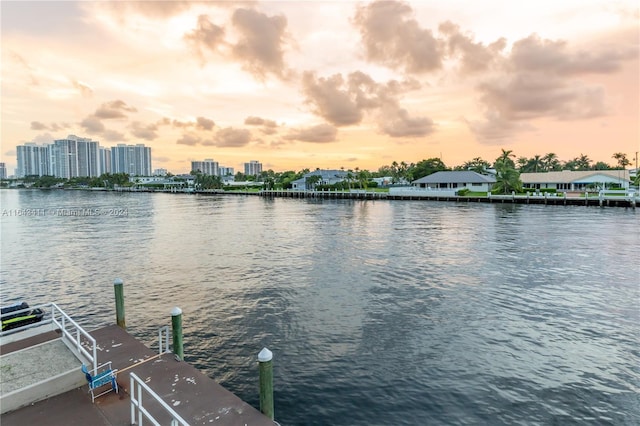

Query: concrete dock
1,324,275,426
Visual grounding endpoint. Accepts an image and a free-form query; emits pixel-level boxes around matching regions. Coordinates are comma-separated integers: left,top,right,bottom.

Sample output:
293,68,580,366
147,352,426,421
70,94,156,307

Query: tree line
12,173,133,189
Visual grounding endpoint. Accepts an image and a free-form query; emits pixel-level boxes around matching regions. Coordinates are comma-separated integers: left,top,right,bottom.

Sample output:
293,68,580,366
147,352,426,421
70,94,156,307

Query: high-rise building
111,144,152,176
51,138,77,179
191,159,219,176
0,162,7,179
153,168,168,176
77,138,100,177
17,143,50,177
50,135,100,178
99,147,111,175
244,160,262,176
15,136,153,179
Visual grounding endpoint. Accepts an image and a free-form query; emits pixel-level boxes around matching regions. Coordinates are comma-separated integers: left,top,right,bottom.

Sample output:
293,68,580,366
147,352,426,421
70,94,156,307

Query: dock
1,321,275,426
255,189,638,208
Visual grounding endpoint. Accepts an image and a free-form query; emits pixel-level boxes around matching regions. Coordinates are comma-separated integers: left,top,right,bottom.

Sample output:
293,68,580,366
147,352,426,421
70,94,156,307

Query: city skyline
15,138,152,178
1,1,638,175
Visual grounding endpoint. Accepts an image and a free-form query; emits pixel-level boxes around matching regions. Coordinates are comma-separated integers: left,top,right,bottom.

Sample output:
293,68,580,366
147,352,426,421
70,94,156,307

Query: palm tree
530,155,543,173
517,157,529,171
493,167,522,194
390,161,399,184
306,174,322,190
493,149,522,194
461,157,490,174
345,171,354,190
612,152,630,169
542,152,560,172
494,149,516,170
399,161,409,183
576,154,592,170
357,169,371,190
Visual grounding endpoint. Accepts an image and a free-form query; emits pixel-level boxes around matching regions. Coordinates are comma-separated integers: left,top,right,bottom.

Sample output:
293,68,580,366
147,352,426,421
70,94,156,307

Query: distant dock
254,189,638,208
19,186,638,208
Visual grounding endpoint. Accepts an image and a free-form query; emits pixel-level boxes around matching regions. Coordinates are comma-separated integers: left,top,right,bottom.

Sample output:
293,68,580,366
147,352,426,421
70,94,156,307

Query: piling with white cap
258,347,274,420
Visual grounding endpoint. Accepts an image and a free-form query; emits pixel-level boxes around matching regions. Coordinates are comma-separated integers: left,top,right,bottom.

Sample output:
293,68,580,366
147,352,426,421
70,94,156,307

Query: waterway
1,189,638,425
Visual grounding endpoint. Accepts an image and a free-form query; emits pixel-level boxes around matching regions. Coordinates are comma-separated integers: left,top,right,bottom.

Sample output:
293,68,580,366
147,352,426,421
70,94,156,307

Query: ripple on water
1,191,638,425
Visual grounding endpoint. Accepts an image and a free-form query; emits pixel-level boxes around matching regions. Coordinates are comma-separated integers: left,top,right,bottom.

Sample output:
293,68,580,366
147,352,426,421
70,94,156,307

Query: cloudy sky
2,1,638,174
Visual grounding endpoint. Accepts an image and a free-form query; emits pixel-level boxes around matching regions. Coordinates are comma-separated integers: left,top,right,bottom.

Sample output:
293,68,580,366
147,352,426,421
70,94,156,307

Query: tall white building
0,162,7,179
111,144,152,176
50,135,100,178
99,147,111,175
244,160,262,176
191,159,219,176
16,143,50,177
15,137,154,178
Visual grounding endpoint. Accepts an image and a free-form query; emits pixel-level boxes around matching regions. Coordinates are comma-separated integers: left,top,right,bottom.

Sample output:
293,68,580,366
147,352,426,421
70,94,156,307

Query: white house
411,171,496,192
129,176,165,184
520,170,630,191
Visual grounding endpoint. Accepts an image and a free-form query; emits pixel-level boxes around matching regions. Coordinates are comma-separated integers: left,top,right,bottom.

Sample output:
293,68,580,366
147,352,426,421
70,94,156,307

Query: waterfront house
412,171,496,192
520,170,631,192
130,176,165,184
291,169,348,190
371,176,394,186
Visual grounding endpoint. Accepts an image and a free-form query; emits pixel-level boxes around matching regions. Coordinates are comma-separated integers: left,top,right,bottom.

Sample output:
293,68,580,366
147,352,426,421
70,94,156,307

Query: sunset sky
1,1,638,174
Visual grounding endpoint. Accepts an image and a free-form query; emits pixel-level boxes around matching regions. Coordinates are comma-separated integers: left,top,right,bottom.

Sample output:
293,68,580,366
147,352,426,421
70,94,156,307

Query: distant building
244,160,262,176
129,176,165,184
17,143,50,177
191,159,219,176
291,169,348,190
111,144,152,176
99,147,111,175
153,168,168,176
412,171,496,192
371,176,393,186
219,166,234,177
15,136,156,178
0,162,6,179
520,170,631,191
50,135,100,178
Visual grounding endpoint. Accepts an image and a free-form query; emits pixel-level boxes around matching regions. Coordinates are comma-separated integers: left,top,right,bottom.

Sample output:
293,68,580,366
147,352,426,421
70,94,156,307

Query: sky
1,1,639,174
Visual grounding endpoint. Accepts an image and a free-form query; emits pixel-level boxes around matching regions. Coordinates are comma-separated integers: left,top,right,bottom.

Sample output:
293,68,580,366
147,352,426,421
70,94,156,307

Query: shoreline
2,187,638,208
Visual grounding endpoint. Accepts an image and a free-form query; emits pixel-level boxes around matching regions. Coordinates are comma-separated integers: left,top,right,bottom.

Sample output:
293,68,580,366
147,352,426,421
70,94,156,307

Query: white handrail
0,302,97,372
130,372,190,426
49,302,97,372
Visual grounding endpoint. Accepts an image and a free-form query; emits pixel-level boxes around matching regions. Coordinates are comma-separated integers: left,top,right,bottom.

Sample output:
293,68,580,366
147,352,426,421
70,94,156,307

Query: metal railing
130,371,190,426
49,303,97,372
0,302,97,372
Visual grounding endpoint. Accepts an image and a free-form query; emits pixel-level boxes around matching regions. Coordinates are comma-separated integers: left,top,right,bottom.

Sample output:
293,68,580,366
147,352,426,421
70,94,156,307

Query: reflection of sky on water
1,189,638,425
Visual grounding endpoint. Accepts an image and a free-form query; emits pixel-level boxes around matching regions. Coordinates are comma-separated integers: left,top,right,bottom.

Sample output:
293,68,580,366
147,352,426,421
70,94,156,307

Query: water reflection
1,189,638,425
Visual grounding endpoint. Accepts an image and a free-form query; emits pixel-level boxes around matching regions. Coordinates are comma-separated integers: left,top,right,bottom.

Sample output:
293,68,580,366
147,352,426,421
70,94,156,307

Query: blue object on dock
81,362,119,403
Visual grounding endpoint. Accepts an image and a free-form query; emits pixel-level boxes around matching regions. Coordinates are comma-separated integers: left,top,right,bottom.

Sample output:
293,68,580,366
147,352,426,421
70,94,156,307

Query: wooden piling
171,307,184,360
258,347,274,420
114,278,126,329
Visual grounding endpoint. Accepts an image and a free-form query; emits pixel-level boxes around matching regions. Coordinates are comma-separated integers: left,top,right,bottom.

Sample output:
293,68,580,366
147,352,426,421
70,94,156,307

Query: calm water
1,189,639,425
